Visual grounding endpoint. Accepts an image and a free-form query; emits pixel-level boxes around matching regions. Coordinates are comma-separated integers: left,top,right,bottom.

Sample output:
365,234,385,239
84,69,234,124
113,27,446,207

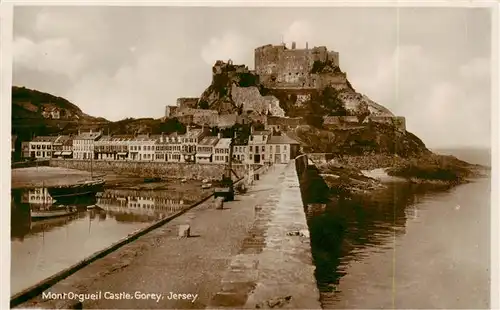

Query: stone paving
209,163,321,309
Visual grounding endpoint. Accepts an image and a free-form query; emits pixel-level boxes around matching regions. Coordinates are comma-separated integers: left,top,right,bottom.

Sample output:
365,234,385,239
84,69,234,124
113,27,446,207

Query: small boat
201,183,212,189
202,179,210,184
181,178,187,183
144,177,162,183
86,204,99,210
30,206,77,221
48,179,105,203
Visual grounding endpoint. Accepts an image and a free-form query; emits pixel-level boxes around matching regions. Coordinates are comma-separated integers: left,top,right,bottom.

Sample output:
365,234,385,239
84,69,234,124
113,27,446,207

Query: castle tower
291,41,296,49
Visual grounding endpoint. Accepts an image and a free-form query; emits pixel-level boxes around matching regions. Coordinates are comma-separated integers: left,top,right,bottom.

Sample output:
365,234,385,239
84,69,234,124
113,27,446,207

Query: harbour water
10,187,199,296
309,148,491,309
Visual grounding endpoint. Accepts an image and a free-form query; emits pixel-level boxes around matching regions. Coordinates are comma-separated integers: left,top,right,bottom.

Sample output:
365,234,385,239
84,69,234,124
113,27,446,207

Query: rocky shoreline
315,153,489,198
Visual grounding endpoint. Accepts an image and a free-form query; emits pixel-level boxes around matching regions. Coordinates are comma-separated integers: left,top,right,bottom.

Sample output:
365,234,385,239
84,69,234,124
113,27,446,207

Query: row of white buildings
23,127,301,165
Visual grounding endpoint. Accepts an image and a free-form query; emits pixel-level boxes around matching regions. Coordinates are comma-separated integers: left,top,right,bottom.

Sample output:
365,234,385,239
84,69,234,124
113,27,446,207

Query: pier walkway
17,162,320,309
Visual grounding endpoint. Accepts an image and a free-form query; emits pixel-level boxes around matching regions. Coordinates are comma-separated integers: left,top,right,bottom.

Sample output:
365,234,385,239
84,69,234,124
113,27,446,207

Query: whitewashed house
128,134,156,161
213,137,232,164
165,132,183,162
181,126,209,163
247,130,271,164
72,130,102,160
196,136,219,163
29,136,58,159
265,134,301,164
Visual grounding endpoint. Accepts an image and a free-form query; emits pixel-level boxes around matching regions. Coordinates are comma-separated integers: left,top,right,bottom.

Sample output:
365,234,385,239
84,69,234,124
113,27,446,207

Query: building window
249,146,253,152
261,146,265,152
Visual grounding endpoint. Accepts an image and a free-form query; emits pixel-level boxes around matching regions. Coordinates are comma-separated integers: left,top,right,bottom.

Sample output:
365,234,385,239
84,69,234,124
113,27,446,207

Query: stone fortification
231,85,285,117
254,43,347,90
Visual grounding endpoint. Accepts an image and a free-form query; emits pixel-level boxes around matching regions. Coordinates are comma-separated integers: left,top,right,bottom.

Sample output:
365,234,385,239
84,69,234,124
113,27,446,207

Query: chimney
292,41,296,49
306,42,308,49
90,129,92,134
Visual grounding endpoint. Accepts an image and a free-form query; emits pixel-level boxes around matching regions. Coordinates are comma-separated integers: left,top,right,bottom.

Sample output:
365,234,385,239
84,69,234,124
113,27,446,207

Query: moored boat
30,206,77,221
47,179,105,202
144,177,162,183
86,204,101,210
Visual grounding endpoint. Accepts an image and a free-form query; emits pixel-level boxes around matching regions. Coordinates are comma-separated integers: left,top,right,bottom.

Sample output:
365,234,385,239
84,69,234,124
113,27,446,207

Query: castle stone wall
176,98,199,109
254,44,340,89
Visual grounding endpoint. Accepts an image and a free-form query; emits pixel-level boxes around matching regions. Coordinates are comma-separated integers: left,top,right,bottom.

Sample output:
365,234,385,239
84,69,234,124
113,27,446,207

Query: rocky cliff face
198,60,394,119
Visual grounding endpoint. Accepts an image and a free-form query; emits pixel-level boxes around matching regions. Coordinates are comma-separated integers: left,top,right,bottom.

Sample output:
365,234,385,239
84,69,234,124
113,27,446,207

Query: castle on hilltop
254,42,346,90
165,42,405,133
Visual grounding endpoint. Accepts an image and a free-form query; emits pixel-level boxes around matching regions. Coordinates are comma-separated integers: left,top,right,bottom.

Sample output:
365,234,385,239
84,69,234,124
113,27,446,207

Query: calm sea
10,188,200,296
308,148,491,309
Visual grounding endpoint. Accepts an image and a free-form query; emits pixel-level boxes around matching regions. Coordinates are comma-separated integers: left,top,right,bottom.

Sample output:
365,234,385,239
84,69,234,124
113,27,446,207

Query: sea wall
306,153,336,164
12,160,50,169
210,159,321,309
49,159,261,181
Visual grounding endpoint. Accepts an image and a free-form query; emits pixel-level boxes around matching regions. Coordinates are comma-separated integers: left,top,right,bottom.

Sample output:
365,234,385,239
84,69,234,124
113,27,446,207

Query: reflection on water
307,181,452,290
308,177,490,309
10,187,196,296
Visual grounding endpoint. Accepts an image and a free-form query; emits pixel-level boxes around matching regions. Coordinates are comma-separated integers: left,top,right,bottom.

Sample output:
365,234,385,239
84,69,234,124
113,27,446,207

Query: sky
12,6,492,148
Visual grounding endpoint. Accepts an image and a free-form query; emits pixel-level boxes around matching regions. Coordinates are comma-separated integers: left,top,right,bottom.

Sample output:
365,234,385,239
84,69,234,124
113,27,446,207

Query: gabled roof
75,132,101,140
198,136,220,146
266,133,300,145
54,135,71,144
215,138,232,149
97,135,113,142
185,128,204,139
248,132,270,145
252,130,271,136
32,136,58,143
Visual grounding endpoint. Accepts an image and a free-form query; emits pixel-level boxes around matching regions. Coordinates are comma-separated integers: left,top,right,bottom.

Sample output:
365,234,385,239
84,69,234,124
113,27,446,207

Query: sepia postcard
1,1,499,309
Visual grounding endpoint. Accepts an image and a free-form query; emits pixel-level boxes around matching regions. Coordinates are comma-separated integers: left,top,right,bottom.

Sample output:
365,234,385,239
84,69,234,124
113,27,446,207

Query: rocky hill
11,86,109,143
12,86,106,122
11,86,190,144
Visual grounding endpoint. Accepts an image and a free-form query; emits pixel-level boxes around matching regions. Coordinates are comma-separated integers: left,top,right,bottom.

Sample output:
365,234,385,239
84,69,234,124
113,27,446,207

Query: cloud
13,36,85,79
351,46,490,148
63,51,187,121
283,20,315,48
200,32,255,67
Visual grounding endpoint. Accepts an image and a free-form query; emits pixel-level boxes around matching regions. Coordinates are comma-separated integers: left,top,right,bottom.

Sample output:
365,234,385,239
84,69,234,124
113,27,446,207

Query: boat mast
90,143,93,180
